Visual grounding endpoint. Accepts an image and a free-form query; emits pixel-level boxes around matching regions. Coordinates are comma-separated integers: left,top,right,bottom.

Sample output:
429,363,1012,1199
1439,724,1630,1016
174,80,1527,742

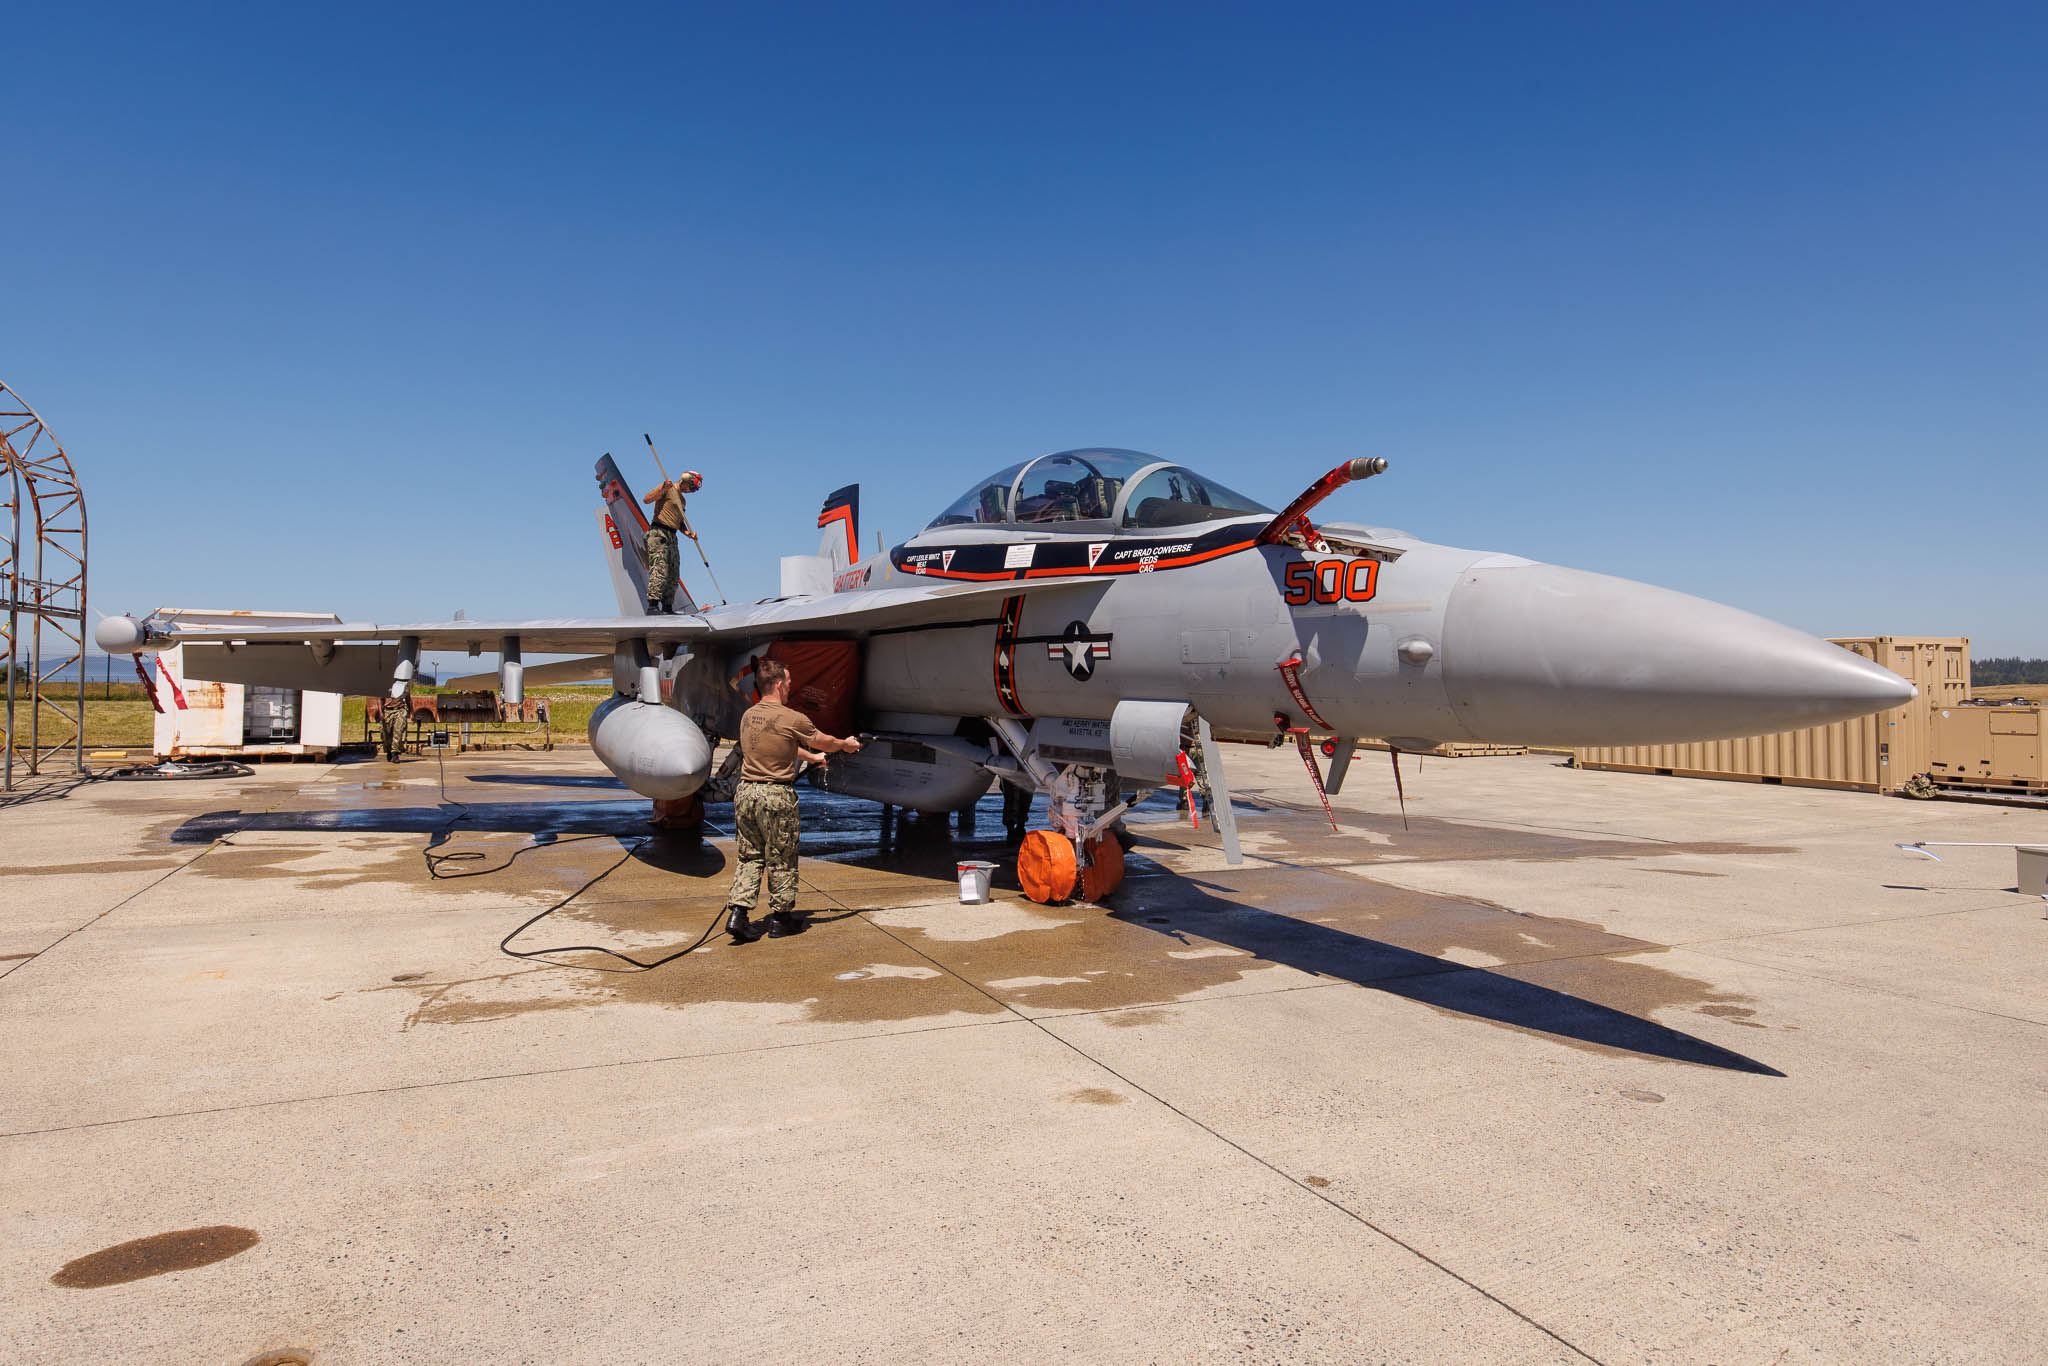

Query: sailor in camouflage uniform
724,658,864,943
641,471,701,614
381,686,411,761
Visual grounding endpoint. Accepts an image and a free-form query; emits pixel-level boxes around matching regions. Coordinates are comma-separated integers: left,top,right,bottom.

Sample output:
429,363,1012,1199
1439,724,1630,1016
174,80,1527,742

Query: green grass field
0,697,161,749
1,683,608,752
0,683,159,749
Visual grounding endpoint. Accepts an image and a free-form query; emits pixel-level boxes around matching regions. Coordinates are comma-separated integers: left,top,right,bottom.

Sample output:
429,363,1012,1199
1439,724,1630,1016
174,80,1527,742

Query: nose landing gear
984,713,1237,907
1017,828,1125,904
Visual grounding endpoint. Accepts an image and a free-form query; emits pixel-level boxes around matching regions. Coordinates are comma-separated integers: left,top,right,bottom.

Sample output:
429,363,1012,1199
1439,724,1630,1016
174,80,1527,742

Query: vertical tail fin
595,454,697,615
596,507,648,615
817,484,860,574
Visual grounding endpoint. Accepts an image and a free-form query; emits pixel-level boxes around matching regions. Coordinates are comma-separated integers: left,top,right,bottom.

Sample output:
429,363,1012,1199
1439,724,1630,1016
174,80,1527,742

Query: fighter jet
97,448,1914,901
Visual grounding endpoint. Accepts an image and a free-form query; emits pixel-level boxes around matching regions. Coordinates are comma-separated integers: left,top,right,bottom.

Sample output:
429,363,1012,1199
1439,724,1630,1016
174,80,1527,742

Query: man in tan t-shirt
640,471,701,615
725,658,863,943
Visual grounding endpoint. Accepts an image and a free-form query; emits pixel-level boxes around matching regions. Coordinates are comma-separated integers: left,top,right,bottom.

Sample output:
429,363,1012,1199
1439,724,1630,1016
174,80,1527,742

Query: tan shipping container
1573,637,1967,795
1927,703,2048,792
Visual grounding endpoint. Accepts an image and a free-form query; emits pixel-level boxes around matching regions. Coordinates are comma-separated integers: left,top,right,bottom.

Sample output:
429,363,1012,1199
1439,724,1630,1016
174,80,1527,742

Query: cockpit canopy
926,448,1273,532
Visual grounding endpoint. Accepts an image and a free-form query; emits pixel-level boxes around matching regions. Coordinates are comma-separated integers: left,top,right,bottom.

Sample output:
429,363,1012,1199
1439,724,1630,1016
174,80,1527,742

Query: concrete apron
3,747,2044,1364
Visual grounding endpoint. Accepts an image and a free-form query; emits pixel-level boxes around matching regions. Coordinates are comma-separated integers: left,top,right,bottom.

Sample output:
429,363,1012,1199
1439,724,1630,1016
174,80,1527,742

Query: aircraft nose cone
1441,562,1916,747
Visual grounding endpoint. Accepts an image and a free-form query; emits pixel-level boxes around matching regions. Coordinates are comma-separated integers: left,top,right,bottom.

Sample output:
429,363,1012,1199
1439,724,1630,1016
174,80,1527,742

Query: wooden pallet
1931,775,2048,796
1356,739,1527,758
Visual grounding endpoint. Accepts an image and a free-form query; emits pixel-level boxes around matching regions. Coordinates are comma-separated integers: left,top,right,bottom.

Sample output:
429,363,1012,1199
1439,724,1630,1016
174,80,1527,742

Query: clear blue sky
9,2,2044,663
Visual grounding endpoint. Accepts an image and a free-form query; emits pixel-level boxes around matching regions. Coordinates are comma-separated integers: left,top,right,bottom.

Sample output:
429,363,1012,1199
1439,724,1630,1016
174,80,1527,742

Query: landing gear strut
997,737,1131,905
980,713,1232,905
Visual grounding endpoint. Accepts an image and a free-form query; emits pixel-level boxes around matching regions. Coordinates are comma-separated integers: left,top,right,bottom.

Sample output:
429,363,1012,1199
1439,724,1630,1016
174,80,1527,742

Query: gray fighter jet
98,448,1913,901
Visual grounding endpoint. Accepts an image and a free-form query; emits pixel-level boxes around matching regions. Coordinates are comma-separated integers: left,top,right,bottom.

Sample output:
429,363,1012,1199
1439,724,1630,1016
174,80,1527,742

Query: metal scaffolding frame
2,379,88,790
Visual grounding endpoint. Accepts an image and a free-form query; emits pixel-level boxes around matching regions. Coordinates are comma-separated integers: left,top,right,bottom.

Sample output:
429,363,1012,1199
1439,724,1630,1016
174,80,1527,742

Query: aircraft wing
109,576,1095,657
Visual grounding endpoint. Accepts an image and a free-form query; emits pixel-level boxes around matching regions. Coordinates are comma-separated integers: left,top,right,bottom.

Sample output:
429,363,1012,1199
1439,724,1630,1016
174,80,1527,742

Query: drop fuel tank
588,697,713,800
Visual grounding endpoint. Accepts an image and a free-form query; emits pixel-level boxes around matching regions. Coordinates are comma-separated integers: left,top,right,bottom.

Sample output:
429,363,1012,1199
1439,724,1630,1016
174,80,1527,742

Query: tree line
1973,657,2048,686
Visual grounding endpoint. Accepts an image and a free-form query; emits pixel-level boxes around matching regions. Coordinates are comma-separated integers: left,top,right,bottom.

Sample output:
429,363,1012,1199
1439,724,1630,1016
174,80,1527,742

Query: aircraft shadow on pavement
172,802,727,879
462,773,632,790
1111,878,1785,1077
176,798,655,842
171,788,1777,1074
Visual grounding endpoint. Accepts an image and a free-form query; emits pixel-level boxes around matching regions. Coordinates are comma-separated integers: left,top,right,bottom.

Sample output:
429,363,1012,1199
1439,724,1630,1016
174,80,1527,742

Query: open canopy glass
926,449,1273,531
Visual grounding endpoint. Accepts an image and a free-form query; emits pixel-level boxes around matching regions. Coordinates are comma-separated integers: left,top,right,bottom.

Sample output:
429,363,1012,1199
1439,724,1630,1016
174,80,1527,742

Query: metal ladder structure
2,379,88,790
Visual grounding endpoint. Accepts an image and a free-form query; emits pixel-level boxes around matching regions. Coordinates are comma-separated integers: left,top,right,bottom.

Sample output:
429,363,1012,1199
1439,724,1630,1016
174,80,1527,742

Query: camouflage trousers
645,525,678,613
381,700,409,761
729,780,801,915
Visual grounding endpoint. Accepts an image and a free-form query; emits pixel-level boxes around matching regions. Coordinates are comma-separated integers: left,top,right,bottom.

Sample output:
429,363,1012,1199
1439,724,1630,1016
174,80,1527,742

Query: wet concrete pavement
3,747,2044,1363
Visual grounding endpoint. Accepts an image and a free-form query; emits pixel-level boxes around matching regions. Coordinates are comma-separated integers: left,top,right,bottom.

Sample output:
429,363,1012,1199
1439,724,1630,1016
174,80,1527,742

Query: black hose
495,851,730,972
423,748,728,971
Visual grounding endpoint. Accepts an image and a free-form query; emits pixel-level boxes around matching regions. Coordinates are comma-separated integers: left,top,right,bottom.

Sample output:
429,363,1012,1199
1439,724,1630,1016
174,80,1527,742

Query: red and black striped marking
817,484,860,564
993,594,1030,717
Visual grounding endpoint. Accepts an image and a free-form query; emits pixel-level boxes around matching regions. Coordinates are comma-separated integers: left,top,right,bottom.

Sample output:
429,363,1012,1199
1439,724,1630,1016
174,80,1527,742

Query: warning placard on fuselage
1032,716,1113,768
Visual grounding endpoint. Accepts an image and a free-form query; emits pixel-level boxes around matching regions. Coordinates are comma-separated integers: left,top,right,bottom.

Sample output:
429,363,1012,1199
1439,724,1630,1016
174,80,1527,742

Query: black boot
764,911,804,938
725,906,761,943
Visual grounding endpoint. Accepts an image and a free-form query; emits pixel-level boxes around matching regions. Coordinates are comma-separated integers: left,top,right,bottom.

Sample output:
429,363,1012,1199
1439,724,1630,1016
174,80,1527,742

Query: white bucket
957,861,997,904
2019,847,2047,898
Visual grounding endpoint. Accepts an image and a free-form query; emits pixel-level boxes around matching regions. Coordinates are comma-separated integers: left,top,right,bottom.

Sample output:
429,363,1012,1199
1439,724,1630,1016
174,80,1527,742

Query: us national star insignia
1048,620,1113,681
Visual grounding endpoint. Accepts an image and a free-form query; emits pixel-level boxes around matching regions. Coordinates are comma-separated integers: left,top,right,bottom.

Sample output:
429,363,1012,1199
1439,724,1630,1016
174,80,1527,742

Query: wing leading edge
103,575,1101,659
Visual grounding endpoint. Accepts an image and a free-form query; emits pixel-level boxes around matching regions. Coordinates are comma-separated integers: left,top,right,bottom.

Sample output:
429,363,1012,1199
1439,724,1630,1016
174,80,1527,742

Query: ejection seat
1076,475,1116,520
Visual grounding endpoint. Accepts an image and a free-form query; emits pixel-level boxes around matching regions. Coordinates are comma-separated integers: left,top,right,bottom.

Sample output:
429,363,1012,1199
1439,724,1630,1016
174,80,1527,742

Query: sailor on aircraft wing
641,470,702,615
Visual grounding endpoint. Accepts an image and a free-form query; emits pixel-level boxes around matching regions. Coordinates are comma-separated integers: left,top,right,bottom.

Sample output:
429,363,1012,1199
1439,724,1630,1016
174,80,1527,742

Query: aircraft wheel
1079,834,1125,903
1017,830,1077,904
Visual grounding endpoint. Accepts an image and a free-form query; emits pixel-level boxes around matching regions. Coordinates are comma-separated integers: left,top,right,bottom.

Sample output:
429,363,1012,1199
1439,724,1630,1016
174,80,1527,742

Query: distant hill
4,654,136,685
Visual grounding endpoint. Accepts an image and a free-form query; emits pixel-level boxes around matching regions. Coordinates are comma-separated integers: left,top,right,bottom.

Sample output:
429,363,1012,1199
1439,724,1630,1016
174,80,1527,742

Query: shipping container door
1990,710,2041,780
244,686,301,743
